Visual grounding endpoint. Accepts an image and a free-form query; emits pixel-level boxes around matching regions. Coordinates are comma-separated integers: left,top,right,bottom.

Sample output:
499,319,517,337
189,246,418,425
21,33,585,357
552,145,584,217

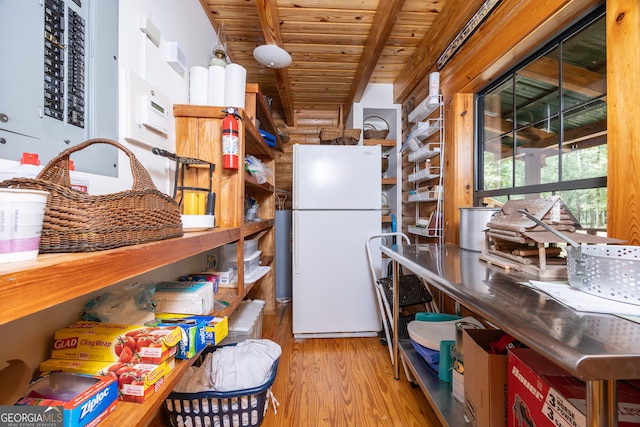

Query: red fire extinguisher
222,107,241,169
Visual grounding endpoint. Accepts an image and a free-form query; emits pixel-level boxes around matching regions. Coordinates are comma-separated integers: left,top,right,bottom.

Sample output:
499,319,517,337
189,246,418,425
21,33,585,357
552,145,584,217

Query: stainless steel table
381,243,640,427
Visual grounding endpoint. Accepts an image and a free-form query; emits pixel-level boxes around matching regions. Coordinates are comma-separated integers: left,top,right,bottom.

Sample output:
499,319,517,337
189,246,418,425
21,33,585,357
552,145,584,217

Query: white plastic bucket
0,189,49,263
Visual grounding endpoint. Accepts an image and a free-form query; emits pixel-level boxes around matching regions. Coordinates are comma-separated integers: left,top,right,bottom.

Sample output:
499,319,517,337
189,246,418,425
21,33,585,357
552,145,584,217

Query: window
476,9,606,231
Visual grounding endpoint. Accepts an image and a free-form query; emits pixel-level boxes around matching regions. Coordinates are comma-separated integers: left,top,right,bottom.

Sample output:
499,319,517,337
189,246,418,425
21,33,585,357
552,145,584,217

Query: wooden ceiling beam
393,0,486,105
256,0,295,125
345,0,407,118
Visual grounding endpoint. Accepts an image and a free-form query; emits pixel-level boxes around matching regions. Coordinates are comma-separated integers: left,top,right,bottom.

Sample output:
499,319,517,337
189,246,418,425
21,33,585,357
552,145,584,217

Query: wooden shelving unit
174,83,280,314
0,84,281,425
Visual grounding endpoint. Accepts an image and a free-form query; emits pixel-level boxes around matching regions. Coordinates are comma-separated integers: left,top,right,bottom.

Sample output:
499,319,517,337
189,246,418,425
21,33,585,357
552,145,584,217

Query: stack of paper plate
407,316,483,350
181,214,215,231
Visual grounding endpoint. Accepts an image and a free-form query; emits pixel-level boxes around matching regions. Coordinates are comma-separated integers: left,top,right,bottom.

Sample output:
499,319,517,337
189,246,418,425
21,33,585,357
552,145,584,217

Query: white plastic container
0,153,89,193
0,188,49,263
220,299,265,345
218,238,260,261
224,250,262,280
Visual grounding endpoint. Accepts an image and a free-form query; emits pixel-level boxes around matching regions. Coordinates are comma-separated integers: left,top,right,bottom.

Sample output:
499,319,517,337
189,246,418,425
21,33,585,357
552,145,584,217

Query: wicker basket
319,105,361,145
363,115,390,139
0,138,183,253
164,346,279,427
319,124,361,145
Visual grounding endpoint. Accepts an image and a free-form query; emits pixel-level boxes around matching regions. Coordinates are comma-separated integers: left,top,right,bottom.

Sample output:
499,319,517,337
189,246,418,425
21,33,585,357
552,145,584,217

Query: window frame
474,7,607,214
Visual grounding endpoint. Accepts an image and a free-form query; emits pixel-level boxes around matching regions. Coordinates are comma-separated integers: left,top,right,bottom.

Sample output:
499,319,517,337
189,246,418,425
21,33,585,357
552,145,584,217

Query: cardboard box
179,274,219,293
51,321,181,364
200,315,228,345
39,358,175,403
463,328,509,427
154,281,215,315
149,317,208,359
508,348,640,427
155,314,228,346
16,372,118,427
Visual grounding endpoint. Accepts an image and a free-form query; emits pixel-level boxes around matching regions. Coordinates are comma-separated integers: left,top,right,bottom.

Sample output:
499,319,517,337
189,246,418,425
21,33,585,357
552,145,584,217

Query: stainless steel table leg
586,379,617,426
393,259,400,380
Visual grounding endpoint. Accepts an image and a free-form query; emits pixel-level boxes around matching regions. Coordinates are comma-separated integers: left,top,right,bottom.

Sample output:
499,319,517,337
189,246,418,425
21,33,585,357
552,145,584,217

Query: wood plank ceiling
198,0,447,125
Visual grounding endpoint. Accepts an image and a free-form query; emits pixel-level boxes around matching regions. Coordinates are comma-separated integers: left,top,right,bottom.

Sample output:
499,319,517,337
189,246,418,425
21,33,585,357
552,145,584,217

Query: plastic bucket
0,188,49,263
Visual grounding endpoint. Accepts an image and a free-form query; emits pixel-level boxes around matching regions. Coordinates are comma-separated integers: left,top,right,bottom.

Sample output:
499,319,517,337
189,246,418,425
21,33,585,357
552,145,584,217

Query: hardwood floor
259,302,443,427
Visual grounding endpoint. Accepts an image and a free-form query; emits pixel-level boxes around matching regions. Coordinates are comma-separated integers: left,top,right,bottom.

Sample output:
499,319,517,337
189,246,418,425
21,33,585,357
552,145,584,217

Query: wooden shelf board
382,177,396,185
244,118,276,159
245,171,275,192
363,139,396,147
243,219,275,236
173,104,226,119
0,228,241,326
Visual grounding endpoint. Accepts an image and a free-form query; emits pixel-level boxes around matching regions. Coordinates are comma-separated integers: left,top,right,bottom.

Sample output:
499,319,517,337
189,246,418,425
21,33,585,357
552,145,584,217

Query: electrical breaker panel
0,0,118,176
44,0,86,127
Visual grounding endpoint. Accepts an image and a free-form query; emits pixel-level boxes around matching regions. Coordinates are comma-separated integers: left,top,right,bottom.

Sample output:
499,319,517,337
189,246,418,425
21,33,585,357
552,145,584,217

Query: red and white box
508,348,640,427
51,321,181,364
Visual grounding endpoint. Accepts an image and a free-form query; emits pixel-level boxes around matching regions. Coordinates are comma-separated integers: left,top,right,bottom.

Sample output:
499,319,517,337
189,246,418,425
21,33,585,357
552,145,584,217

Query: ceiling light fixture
253,44,292,69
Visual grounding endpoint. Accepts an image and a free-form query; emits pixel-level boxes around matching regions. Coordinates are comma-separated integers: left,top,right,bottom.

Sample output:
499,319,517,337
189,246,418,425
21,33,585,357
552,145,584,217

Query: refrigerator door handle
293,210,300,274
293,145,299,209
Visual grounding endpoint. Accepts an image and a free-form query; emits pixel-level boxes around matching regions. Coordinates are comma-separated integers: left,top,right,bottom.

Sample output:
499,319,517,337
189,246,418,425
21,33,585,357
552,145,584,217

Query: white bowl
181,214,215,231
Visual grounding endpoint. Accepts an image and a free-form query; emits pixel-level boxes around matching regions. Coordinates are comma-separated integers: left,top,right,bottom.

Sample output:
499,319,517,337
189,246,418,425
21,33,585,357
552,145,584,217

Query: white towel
173,339,281,393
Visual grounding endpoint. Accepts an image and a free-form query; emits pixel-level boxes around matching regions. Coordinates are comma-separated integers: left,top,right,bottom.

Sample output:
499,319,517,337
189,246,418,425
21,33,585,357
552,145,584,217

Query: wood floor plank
260,302,443,427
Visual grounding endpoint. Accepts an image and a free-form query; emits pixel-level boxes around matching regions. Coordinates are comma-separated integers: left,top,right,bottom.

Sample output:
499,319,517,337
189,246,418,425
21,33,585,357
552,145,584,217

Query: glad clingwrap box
508,348,640,427
51,321,181,364
16,372,118,427
39,358,175,403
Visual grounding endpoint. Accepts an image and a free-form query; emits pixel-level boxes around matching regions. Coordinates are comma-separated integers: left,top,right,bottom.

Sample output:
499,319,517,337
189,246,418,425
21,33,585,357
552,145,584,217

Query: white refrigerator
292,144,382,338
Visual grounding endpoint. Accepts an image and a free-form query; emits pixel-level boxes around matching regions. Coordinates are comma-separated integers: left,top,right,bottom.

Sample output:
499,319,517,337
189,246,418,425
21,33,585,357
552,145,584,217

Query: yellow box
154,314,228,346
51,321,181,364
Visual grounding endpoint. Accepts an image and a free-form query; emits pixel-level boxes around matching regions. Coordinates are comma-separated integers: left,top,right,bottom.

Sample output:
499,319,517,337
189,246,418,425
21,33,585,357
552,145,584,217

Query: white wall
0,0,218,196
0,0,219,389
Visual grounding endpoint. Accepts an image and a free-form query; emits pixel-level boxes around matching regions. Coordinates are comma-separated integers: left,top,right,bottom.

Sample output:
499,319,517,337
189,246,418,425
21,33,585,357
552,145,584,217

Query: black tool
152,147,216,215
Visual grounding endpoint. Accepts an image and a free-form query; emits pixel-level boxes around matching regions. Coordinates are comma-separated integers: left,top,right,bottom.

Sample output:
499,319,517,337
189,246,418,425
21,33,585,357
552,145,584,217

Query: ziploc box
148,317,207,359
16,372,118,427
51,321,181,364
39,358,175,403
155,314,228,346
154,281,214,315
508,348,640,427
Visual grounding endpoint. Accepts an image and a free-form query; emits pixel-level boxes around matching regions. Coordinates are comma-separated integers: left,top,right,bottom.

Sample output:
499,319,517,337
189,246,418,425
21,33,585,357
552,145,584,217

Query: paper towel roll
208,65,226,106
224,63,246,109
189,66,208,105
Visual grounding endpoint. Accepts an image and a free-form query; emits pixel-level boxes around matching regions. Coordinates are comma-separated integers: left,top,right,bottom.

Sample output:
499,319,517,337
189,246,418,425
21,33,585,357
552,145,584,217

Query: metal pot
455,320,483,356
459,207,500,252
